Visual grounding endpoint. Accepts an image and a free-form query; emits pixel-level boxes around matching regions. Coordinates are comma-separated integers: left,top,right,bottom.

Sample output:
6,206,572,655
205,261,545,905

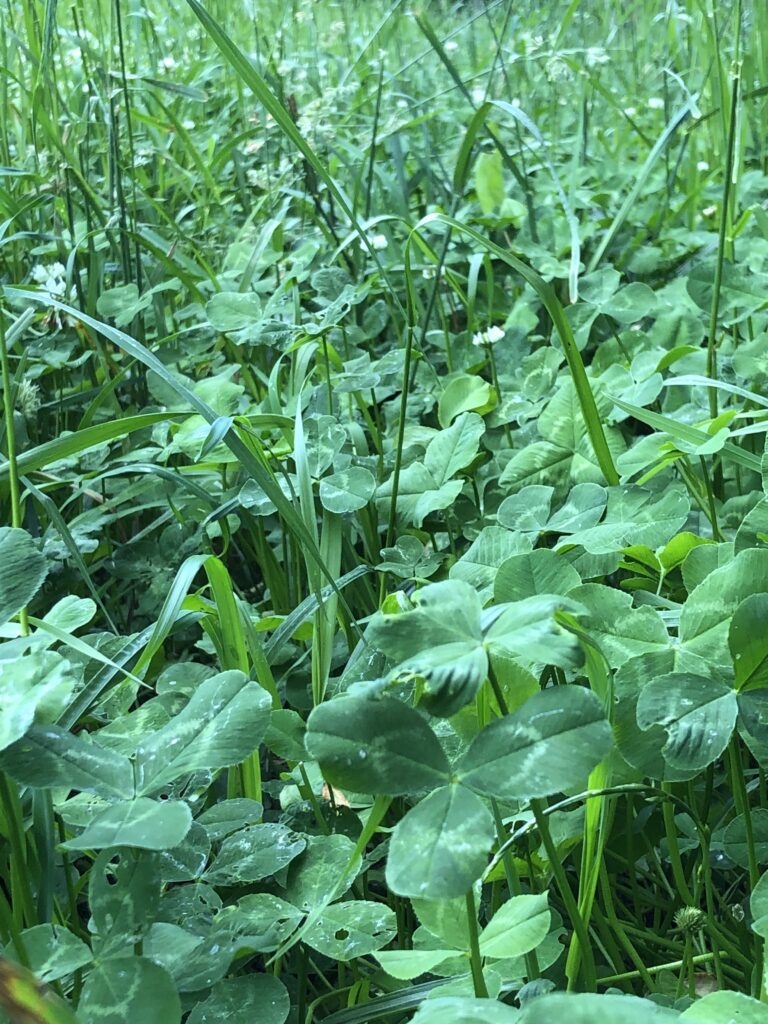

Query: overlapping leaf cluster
1,1,768,1023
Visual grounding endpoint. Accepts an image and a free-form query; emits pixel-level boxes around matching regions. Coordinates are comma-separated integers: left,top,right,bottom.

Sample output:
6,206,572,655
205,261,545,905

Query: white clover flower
648,96,665,110
358,234,387,253
30,262,73,301
15,380,41,419
696,160,709,172
585,46,609,67
246,169,267,188
472,325,505,347
161,56,176,70
444,40,458,53
545,55,571,82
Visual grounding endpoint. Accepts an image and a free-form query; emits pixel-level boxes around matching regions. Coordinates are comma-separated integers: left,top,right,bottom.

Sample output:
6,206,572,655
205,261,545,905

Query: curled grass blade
0,411,184,483
3,289,348,610
22,476,118,633
416,215,619,485
611,395,762,474
587,99,696,271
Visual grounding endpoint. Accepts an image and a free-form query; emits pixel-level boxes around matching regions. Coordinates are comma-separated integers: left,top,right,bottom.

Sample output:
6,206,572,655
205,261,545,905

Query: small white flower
696,160,709,172
396,99,408,109
585,46,609,67
370,233,388,251
15,380,41,419
31,261,73,301
444,40,458,53
472,87,486,105
623,106,637,117
546,56,571,82
472,325,505,347
648,96,665,110
161,56,176,70
703,204,717,218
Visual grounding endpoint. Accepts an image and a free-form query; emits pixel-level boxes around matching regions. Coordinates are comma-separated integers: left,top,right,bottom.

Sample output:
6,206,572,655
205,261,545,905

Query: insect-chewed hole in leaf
335,929,350,940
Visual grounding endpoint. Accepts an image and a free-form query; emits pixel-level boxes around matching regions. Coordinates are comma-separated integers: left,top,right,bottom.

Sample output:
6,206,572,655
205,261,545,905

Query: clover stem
530,797,596,992
487,662,509,716
660,784,695,906
491,799,540,980
465,886,489,999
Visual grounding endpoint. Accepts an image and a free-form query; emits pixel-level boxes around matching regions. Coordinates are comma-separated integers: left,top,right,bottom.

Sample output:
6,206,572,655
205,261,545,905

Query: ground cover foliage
1,0,768,1020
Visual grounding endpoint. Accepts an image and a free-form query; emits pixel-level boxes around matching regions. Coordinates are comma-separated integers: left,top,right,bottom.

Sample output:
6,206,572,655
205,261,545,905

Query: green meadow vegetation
1,0,768,1020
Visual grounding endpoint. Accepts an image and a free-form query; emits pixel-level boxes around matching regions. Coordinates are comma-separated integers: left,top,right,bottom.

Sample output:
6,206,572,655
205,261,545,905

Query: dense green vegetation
1,0,768,1021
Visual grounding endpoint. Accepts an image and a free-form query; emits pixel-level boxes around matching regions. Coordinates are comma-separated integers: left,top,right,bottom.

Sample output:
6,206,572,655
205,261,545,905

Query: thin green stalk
0,308,28,636
530,798,596,991
0,774,36,929
299,763,331,836
698,456,724,541
698,825,725,990
32,790,55,923
465,887,489,999
597,864,655,992
491,799,539,980
660,784,695,906
705,63,740,417
727,740,759,890
363,62,384,220
598,951,727,987
0,886,30,966
675,932,695,999
487,663,509,717
727,739,763,996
